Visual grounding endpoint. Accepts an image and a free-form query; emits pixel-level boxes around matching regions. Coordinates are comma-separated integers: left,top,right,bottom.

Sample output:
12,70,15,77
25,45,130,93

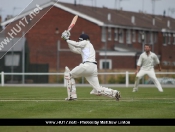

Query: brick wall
3,6,175,71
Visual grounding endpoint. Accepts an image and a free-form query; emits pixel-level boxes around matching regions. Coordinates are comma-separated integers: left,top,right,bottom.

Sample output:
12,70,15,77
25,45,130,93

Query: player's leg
71,63,99,95
98,86,121,101
85,76,100,95
133,70,146,92
64,64,87,100
147,70,163,92
85,76,121,101
64,66,77,101
70,63,86,78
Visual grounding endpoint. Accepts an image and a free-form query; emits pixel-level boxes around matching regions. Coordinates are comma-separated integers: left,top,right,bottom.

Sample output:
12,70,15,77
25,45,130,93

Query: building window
119,29,124,43
163,33,167,45
138,31,141,43
101,27,106,42
162,61,168,66
173,34,175,44
138,31,146,43
108,27,112,41
5,54,20,66
114,28,118,41
132,30,136,42
99,59,112,69
126,29,131,44
168,34,171,44
149,32,153,44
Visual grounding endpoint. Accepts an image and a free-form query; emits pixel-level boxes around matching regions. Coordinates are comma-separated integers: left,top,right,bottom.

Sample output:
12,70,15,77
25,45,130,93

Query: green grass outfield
0,87,175,132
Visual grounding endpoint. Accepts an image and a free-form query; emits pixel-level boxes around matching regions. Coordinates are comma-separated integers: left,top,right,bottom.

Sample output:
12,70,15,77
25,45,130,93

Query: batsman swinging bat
68,15,78,31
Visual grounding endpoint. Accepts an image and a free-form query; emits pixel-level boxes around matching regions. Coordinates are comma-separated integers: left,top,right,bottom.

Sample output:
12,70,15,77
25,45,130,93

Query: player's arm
136,55,142,75
67,42,81,54
67,40,87,48
61,30,81,54
135,66,141,75
154,55,161,71
157,64,161,71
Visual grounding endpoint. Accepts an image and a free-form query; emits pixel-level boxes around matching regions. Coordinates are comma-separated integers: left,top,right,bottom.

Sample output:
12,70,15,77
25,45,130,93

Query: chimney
107,13,111,21
153,18,155,26
167,20,170,28
0,15,2,31
163,10,166,17
74,0,77,6
131,16,135,24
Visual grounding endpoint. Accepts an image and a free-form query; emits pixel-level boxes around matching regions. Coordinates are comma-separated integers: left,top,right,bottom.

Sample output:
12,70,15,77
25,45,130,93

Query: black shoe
115,91,121,101
65,97,77,101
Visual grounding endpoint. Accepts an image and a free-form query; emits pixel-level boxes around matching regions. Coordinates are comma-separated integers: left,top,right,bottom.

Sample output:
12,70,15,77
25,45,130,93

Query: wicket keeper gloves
61,30,71,41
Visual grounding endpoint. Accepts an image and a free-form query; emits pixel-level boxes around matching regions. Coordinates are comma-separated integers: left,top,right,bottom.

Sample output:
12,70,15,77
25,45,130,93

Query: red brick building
1,1,175,73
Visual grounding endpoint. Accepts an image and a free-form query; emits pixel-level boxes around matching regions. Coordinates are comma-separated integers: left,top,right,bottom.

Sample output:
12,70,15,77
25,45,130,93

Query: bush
116,75,125,84
129,75,136,84
58,76,64,83
76,77,101,84
107,75,135,84
76,77,88,84
108,77,117,84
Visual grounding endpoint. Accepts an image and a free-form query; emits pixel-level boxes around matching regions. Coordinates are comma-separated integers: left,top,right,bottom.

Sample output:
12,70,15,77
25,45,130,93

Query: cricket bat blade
68,15,78,31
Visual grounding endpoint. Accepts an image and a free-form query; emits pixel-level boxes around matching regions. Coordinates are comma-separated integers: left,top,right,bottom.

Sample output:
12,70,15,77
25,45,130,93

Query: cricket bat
67,15,78,31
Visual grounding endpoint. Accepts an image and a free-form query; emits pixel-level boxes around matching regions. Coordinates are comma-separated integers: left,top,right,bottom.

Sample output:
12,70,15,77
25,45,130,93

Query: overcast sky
0,0,175,22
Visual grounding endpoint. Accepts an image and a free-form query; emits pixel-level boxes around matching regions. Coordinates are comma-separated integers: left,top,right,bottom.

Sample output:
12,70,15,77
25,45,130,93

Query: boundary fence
1,71,175,87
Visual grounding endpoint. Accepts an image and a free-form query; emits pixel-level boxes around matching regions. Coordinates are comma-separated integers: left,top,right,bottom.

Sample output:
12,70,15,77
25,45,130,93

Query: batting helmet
78,34,90,41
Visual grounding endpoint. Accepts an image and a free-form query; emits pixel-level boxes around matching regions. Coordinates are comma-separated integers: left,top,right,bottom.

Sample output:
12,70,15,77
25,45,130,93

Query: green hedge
108,75,136,84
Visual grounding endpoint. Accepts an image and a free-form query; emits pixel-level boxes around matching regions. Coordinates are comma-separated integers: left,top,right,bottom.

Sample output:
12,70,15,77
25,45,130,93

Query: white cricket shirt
67,40,96,63
137,51,160,70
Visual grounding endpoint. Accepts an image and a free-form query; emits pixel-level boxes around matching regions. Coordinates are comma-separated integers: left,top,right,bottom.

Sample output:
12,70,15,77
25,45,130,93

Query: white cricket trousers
70,62,101,91
134,69,163,92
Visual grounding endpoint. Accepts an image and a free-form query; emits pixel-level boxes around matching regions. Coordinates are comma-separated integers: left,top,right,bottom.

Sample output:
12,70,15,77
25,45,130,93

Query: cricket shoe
132,88,138,92
114,91,121,101
65,97,77,101
90,89,101,95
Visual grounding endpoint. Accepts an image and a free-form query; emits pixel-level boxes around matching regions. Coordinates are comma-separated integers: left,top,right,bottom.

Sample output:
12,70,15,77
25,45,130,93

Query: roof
1,1,175,32
114,44,142,53
99,43,142,57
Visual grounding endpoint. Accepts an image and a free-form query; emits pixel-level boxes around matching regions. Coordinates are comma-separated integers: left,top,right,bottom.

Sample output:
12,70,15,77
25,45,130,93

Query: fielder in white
133,44,163,92
61,30,121,101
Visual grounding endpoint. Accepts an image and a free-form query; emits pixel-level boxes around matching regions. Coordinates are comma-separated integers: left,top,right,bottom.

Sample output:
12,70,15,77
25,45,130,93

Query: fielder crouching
61,30,121,101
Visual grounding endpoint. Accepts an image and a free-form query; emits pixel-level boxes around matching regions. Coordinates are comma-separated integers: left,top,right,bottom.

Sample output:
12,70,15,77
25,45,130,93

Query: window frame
5,54,20,66
114,28,118,41
173,34,175,44
119,29,124,43
163,33,167,45
132,30,136,42
126,29,131,44
108,27,112,41
138,31,141,43
101,27,106,42
99,59,112,70
168,33,171,44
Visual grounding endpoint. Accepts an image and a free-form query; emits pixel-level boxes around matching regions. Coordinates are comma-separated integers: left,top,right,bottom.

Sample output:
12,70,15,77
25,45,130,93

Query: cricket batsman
61,30,121,101
133,44,163,92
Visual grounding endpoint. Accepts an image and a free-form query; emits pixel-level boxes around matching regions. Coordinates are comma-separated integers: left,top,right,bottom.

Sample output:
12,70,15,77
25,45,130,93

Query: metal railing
1,71,175,87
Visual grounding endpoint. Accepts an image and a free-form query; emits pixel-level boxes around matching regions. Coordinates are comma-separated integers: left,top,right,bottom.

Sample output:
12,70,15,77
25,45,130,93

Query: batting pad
64,67,77,100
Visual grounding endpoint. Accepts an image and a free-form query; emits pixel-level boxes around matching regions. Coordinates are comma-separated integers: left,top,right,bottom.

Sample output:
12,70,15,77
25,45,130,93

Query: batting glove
61,30,71,41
